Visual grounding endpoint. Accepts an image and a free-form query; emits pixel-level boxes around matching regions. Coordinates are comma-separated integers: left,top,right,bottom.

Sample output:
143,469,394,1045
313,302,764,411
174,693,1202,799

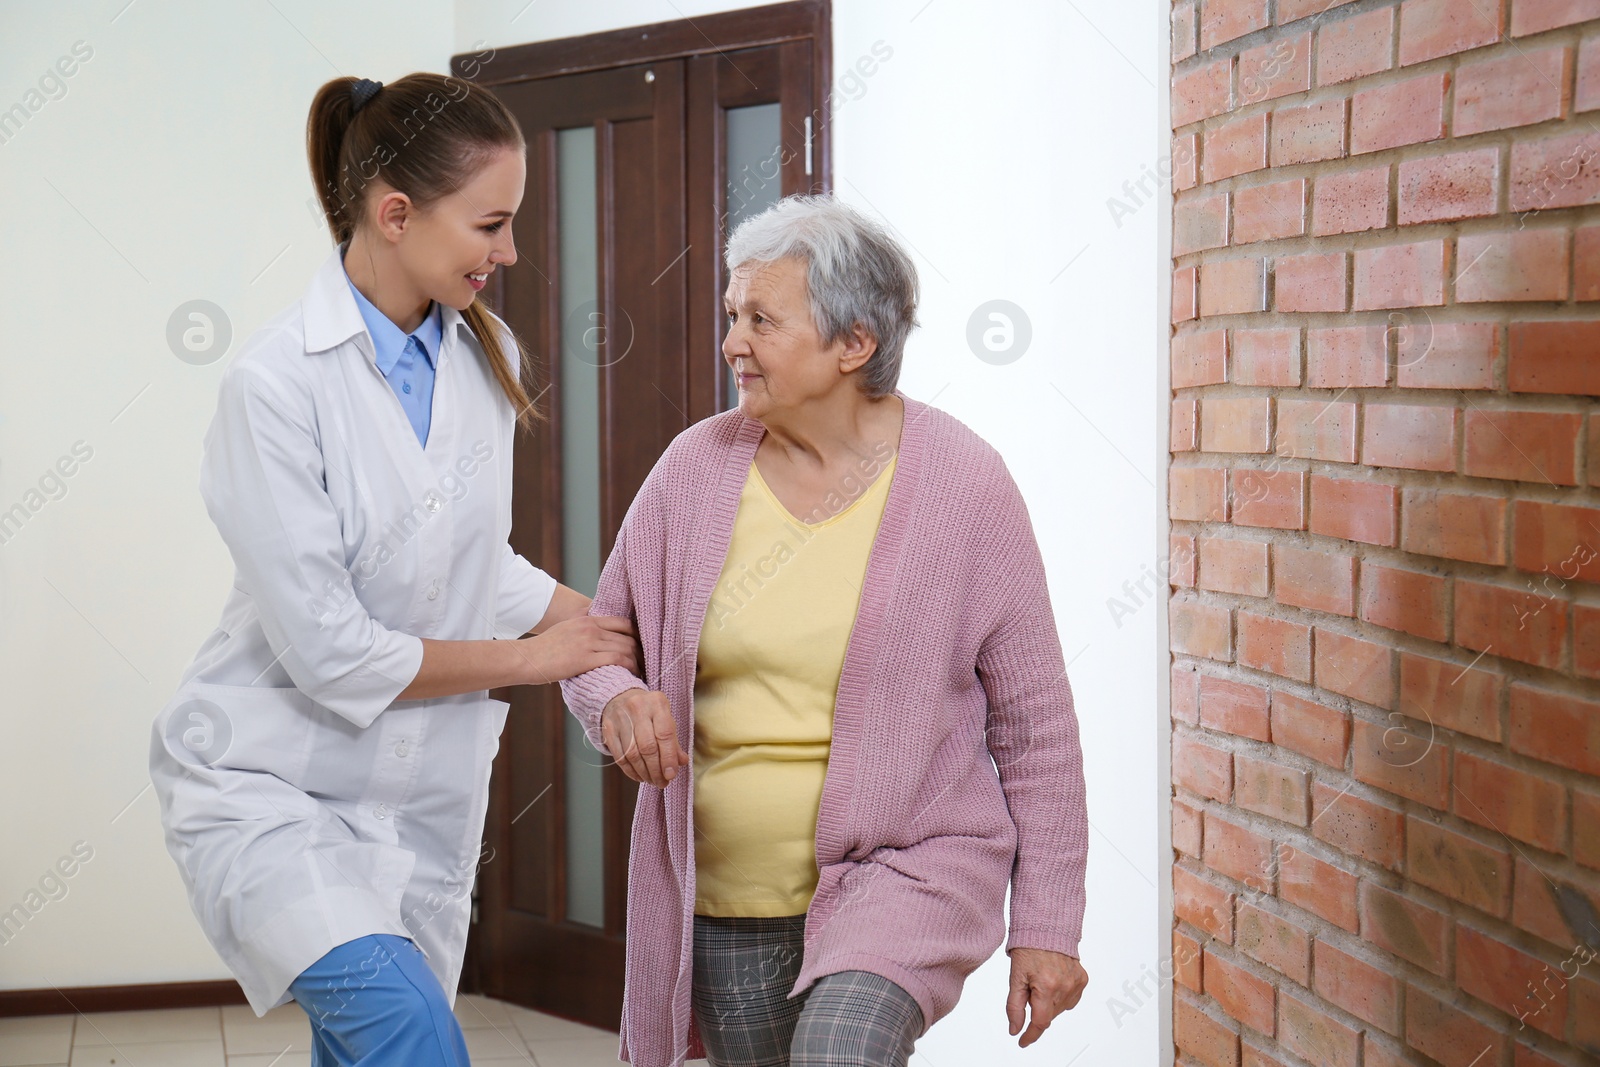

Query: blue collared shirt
341,250,441,448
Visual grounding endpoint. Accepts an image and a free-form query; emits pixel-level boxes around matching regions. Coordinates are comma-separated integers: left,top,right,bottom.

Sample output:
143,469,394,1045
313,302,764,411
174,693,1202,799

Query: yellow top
692,447,898,916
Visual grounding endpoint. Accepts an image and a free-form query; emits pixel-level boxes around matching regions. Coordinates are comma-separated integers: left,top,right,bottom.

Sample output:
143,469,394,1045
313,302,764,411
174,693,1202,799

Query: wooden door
458,1,830,1030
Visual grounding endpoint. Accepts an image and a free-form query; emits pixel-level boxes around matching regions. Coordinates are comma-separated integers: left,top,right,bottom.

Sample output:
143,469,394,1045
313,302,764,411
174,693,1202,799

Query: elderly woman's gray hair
724,194,919,398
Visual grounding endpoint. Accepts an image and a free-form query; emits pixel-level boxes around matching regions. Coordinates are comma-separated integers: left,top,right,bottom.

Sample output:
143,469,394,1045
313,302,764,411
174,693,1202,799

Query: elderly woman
559,194,1088,1067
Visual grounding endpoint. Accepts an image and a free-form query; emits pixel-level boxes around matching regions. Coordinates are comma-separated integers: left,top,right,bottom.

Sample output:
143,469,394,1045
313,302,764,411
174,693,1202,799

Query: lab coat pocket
161,680,318,786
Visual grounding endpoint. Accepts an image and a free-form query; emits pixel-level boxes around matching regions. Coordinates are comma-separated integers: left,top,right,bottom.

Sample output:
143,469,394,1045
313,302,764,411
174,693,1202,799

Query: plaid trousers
691,914,925,1067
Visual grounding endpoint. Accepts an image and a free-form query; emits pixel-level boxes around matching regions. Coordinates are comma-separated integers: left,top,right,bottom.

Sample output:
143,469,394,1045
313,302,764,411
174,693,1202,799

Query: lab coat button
424,493,442,513
374,804,388,820
427,582,440,600
395,741,409,757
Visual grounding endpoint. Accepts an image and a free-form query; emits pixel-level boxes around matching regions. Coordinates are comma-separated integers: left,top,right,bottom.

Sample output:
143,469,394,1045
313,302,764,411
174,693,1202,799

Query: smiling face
723,257,874,422
360,145,525,317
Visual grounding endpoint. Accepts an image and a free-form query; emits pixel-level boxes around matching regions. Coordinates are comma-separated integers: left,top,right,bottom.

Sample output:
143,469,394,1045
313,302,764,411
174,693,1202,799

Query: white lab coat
149,242,557,1015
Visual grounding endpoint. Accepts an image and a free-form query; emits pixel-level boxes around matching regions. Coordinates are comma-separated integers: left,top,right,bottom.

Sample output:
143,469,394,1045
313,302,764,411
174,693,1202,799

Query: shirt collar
341,250,442,375
300,241,470,362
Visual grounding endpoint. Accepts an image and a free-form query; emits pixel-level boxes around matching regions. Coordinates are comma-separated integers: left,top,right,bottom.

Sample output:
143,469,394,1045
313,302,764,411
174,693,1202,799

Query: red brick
1175,798,1204,857
1407,816,1513,916
1579,602,1600,678
1175,265,1198,322
1350,71,1448,155
1232,327,1301,386
1510,128,1600,212
1361,402,1457,472
1274,544,1356,617
1271,99,1347,166
1173,598,1236,661
1514,1038,1574,1067
1573,791,1600,868
1358,562,1450,643
1275,251,1348,312
1176,928,1205,994
1173,398,1198,452
1202,257,1269,316
1202,397,1273,454
1175,995,1242,1067
1312,939,1402,1035
1457,924,1568,1038
1398,0,1504,65
1510,682,1600,776
1318,7,1395,85
1204,948,1276,1034
1206,813,1278,892
1233,179,1306,244
1236,902,1312,985
1175,662,1200,723
1512,854,1600,951
1578,224,1600,299
1306,324,1388,387
1579,35,1600,113
1278,0,1360,22
1175,328,1228,388
1175,56,1233,127
1454,751,1567,852
1361,880,1451,975
1174,1,1198,62
1280,844,1361,931
1406,984,1508,1067
1230,469,1305,529
1400,487,1507,565
1176,193,1230,256
1511,0,1600,35
1235,750,1310,826
1574,978,1600,1055
1171,534,1199,588
1199,536,1271,595
1398,651,1504,742
1276,397,1356,462
1456,578,1568,671
1204,114,1270,184
1310,475,1399,547
1351,713,1449,807
1172,466,1228,521
1312,163,1389,235
1455,45,1571,135
1202,0,1270,49
1352,239,1447,309
1176,863,1237,943
1396,148,1500,225
1316,628,1396,708
1513,499,1600,582
1176,729,1236,801
1175,132,1201,192
1463,408,1581,486
1278,990,1359,1067
1200,674,1271,742
1239,33,1312,107
1361,1035,1414,1067
1459,229,1570,303
1509,320,1600,394
1312,780,1405,869
1396,320,1499,390
1237,610,1312,682
1271,689,1349,767
1592,412,1600,485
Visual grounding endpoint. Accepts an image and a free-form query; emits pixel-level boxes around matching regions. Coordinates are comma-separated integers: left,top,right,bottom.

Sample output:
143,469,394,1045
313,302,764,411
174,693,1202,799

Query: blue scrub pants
288,933,471,1066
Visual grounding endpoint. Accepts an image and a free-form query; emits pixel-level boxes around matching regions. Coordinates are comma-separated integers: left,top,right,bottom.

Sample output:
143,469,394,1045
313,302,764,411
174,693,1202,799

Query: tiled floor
0,994,712,1066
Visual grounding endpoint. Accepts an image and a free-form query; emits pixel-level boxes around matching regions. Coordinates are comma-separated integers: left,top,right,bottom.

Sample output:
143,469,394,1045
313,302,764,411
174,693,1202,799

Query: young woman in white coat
148,73,644,1066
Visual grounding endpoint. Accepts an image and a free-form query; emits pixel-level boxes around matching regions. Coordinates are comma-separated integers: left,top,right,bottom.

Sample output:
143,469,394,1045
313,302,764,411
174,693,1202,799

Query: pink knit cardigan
559,392,1088,1066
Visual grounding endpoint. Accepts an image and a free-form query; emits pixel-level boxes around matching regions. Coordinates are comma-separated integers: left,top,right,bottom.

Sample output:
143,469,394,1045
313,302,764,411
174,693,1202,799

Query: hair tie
350,78,383,115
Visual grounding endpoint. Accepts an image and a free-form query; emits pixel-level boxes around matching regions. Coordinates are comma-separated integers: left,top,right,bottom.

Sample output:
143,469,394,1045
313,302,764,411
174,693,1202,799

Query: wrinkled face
371,146,525,311
722,256,847,421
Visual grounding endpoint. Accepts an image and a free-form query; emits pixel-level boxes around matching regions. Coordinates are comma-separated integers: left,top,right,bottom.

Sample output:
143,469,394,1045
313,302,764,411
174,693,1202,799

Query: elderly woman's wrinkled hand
1006,947,1088,1047
601,689,689,788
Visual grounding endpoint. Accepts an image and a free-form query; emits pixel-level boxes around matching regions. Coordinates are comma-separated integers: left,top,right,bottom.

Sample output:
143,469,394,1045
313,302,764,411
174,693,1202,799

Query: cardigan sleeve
974,464,1089,960
558,478,653,751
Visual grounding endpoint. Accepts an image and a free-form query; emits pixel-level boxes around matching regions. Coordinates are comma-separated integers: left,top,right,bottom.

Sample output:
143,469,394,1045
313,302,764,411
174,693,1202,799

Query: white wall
2,1,1164,1061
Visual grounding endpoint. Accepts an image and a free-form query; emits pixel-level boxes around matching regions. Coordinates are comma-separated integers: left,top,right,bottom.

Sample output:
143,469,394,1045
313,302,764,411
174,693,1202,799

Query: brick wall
1168,1,1600,1064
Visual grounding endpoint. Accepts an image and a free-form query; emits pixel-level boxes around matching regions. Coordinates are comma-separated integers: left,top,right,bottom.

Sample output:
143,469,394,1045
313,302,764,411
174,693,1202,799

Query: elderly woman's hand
1006,948,1088,1047
601,689,689,788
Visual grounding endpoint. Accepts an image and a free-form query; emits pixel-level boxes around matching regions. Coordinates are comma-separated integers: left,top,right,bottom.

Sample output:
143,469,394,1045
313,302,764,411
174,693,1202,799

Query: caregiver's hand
1006,948,1088,1048
601,689,688,788
522,616,637,682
